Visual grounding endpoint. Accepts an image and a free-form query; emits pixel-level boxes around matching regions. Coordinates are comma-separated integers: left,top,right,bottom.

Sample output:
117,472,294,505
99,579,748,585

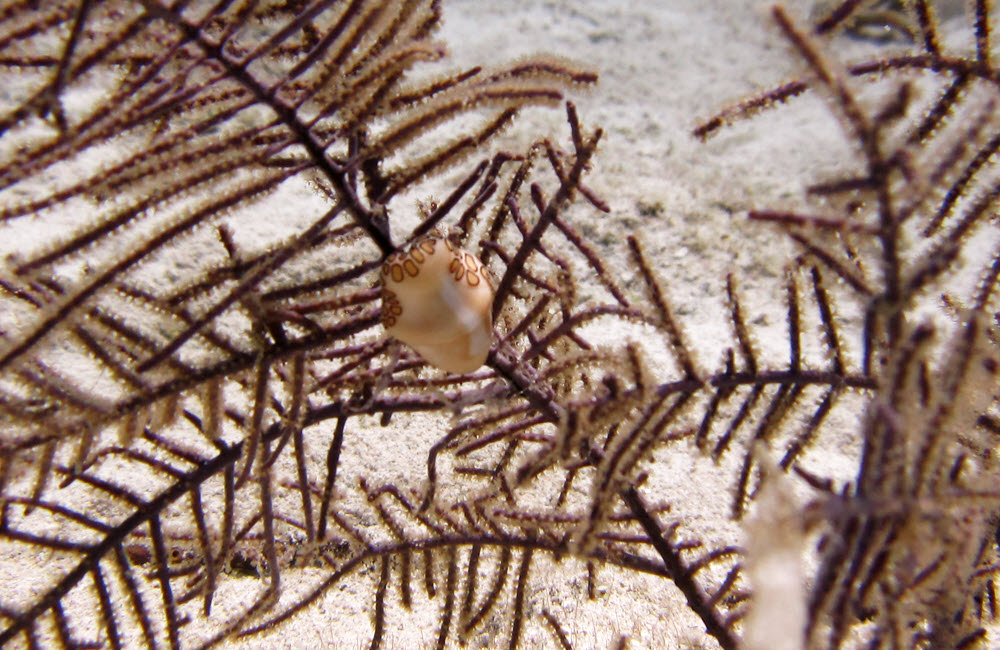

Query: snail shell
380,234,494,373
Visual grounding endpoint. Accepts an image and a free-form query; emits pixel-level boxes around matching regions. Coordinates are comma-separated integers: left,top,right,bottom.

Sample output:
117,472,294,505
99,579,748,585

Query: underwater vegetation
1,0,1000,648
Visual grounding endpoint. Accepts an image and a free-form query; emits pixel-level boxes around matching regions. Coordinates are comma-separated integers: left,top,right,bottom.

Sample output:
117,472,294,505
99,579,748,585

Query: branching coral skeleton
2,0,1000,648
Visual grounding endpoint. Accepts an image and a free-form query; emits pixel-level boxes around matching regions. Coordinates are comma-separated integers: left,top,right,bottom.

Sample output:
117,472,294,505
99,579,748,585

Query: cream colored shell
380,234,493,373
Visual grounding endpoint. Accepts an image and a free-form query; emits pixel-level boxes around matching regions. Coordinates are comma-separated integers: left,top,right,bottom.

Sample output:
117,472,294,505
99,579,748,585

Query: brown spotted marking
378,232,495,373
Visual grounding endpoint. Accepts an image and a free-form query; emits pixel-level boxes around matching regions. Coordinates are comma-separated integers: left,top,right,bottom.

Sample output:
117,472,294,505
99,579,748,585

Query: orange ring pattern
379,234,492,328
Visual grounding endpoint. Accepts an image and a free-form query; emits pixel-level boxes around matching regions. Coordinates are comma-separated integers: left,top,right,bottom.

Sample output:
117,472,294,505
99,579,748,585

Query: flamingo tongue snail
379,233,494,373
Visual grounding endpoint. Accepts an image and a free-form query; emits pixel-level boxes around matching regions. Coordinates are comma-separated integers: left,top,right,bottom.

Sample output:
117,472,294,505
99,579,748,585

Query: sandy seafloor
3,0,993,648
